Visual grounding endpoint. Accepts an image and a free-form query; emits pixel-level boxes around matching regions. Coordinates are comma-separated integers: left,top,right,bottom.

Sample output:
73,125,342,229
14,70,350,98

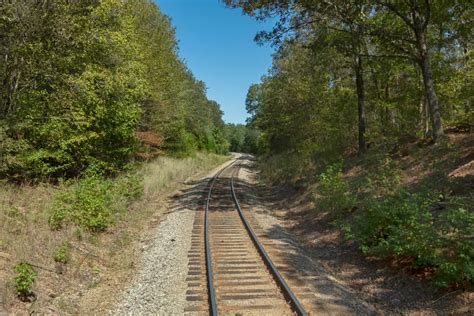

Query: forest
225,0,473,288
0,0,230,181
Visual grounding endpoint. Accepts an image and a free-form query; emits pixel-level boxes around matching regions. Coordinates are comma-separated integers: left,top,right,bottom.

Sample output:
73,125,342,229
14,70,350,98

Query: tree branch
380,1,416,31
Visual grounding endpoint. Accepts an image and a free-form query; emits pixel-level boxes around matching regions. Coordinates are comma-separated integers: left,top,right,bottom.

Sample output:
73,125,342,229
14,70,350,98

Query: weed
53,242,70,264
74,228,83,241
14,261,37,299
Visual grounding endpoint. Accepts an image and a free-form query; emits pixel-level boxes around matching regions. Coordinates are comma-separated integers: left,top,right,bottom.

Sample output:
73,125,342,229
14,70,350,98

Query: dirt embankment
250,133,473,315
0,153,230,315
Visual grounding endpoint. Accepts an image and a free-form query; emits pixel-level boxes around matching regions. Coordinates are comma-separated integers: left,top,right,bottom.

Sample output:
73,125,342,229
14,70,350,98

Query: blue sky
155,0,275,124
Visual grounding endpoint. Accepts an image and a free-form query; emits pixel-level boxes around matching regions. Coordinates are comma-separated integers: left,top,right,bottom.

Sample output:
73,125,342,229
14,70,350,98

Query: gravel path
236,160,378,315
112,158,236,315
113,207,195,315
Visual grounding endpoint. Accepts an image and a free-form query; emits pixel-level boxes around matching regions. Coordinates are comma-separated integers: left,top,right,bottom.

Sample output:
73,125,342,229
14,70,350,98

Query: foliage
360,152,402,197
314,163,356,214
0,0,228,180
53,242,70,264
49,169,143,231
226,0,472,176
224,123,259,153
14,261,37,297
350,188,473,288
170,129,199,158
225,0,472,288
436,207,474,287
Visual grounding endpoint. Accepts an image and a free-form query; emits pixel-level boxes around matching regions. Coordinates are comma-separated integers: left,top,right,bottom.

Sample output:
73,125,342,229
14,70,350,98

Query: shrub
351,189,473,288
49,175,112,231
314,163,355,214
435,207,474,287
14,261,37,298
53,242,71,264
48,169,143,232
354,190,440,264
0,123,31,180
172,129,198,158
361,153,401,197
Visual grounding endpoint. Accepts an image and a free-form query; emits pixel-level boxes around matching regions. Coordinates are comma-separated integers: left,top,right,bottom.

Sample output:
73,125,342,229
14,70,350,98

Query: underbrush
310,139,473,288
48,170,143,231
315,141,474,287
350,190,473,288
258,152,314,184
0,152,229,313
311,162,356,216
46,152,227,232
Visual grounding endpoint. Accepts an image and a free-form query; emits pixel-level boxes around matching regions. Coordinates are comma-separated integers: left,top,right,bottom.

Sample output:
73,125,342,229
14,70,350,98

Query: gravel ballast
112,158,237,315
113,207,194,314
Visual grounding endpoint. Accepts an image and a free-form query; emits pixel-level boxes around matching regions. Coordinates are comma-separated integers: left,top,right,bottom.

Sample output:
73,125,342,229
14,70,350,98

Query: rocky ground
111,158,237,314
239,156,474,315
112,208,194,314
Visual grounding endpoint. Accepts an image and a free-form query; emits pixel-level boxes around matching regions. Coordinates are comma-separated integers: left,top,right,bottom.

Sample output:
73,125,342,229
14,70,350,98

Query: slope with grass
0,152,230,314
256,132,473,314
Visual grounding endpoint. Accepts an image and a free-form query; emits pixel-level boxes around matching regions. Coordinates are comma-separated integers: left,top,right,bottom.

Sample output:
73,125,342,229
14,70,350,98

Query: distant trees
0,0,227,180
224,123,259,154
225,0,473,167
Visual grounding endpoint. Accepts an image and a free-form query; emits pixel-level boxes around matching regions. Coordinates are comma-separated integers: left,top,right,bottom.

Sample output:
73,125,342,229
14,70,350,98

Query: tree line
0,0,228,180
224,0,473,288
225,0,472,165
224,123,259,153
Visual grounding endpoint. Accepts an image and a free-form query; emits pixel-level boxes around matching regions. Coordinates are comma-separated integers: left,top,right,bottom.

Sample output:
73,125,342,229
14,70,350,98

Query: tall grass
142,152,229,197
0,152,230,313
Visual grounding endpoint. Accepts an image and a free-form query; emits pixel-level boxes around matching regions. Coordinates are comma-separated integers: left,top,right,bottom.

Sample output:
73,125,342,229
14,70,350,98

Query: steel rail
230,163,308,316
204,159,237,316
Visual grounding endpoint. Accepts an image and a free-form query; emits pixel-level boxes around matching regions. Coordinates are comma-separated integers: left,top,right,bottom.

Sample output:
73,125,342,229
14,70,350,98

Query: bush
351,189,473,288
14,261,37,298
354,190,439,263
49,169,143,231
49,175,112,231
172,130,198,158
436,207,474,287
361,153,401,197
0,123,31,180
314,163,355,214
53,242,71,264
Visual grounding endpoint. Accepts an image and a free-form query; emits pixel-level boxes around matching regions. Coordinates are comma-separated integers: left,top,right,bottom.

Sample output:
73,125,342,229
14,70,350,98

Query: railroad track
184,158,308,315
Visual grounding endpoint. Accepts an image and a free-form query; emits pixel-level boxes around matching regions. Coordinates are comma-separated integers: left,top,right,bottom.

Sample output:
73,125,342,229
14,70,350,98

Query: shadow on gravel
168,177,211,213
232,175,378,315
234,161,472,315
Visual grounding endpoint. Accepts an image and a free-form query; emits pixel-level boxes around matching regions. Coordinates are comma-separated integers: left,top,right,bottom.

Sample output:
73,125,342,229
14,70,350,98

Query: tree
0,0,229,179
371,1,452,142
225,0,373,153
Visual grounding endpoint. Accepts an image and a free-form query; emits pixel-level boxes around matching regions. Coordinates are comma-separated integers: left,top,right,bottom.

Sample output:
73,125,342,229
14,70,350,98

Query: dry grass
0,152,230,314
143,153,228,194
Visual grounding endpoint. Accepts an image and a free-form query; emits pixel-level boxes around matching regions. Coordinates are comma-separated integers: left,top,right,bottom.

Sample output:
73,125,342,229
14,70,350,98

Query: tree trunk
462,43,472,115
414,21,444,142
355,55,366,154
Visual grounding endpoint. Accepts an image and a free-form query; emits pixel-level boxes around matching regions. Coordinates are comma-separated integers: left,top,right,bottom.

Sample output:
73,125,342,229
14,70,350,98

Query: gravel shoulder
113,206,194,314
236,158,378,315
236,157,473,315
111,157,237,314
